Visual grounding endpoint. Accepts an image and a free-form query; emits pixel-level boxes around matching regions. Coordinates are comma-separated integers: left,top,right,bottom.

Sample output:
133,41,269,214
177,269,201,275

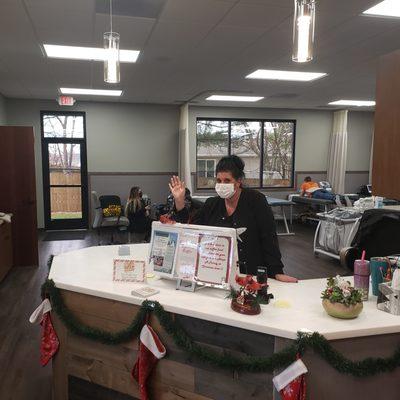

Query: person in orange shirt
300,176,342,205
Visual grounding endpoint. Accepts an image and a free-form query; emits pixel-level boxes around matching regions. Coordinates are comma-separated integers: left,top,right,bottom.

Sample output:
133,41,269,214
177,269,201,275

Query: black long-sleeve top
175,188,284,278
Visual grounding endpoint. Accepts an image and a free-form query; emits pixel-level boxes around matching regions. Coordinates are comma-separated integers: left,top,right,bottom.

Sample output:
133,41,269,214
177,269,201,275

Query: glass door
41,112,88,230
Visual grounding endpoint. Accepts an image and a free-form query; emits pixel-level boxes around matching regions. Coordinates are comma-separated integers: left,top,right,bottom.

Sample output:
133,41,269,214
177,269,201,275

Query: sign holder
148,222,238,291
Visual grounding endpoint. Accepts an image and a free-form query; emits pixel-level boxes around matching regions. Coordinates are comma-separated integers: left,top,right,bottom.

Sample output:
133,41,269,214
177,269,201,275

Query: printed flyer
150,230,178,275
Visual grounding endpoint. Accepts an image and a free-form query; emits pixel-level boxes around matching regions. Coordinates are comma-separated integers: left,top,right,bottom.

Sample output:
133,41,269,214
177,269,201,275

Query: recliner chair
91,191,129,244
340,209,400,269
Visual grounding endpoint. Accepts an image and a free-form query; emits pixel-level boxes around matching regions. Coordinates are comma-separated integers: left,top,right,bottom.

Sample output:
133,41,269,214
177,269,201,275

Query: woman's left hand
274,274,298,283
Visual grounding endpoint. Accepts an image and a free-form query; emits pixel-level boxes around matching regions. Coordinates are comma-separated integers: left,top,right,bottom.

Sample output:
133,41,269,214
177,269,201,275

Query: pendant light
292,0,316,63
104,0,120,83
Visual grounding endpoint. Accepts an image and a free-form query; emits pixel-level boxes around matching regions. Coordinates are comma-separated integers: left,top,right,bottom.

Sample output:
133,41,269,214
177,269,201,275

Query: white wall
0,94,6,124
347,111,374,171
6,99,179,228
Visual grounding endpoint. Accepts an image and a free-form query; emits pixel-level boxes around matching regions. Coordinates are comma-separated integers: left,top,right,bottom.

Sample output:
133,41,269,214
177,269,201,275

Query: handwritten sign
196,235,231,284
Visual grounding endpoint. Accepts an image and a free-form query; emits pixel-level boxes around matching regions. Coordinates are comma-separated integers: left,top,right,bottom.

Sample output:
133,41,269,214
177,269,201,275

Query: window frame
40,110,89,230
195,117,296,190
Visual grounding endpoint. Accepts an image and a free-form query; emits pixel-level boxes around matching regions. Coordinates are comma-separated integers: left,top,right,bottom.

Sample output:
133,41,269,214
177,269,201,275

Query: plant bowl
322,299,363,319
231,297,261,315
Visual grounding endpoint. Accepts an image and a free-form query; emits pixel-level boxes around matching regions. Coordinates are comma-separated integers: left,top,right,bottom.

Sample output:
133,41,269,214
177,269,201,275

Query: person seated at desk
125,186,152,240
169,155,297,282
300,176,343,206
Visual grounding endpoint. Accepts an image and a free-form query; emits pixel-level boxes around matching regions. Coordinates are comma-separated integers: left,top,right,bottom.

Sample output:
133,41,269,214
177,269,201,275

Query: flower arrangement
321,276,363,319
229,275,271,315
321,276,362,306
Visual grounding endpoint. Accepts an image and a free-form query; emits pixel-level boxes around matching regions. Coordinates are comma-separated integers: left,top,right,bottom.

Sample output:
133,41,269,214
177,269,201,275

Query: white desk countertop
49,244,400,341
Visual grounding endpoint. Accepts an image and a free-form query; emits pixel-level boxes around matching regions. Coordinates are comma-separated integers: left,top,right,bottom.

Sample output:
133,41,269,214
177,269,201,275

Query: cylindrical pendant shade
104,32,120,83
292,0,315,63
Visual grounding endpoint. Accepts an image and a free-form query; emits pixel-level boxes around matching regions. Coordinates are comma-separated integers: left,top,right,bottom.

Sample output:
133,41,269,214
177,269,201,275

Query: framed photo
113,259,145,282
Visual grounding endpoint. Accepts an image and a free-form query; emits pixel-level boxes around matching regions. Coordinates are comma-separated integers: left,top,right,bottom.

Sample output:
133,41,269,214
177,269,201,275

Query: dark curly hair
215,155,245,180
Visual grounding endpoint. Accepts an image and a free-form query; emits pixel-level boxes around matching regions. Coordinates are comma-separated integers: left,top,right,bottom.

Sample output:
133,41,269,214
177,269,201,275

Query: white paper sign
176,231,200,280
150,230,179,275
113,259,145,282
196,235,231,285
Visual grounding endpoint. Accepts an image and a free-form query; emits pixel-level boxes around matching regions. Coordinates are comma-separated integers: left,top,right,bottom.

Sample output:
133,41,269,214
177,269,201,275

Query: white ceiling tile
221,3,292,28
159,0,234,24
93,15,156,48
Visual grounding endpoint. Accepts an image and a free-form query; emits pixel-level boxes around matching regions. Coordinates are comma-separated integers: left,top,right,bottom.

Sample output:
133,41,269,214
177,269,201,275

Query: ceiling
0,0,399,109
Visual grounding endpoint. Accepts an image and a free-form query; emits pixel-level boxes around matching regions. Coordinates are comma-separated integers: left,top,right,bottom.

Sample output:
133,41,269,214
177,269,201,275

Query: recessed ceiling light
363,0,400,18
246,69,327,81
44,44,139,63
60,88,122,96
328,100,375,107
206,95,264,102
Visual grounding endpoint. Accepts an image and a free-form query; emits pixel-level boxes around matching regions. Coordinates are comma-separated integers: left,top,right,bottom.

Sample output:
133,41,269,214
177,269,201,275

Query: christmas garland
41,259,400,377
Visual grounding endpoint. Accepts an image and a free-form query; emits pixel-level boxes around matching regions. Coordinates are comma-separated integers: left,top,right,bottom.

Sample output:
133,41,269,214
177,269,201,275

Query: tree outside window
196,118,295,189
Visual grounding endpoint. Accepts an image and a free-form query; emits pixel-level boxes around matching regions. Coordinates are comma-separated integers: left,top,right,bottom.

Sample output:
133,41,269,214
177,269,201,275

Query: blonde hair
125,186,142,215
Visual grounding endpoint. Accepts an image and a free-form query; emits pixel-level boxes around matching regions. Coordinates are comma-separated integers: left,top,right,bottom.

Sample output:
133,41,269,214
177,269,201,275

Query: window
197,159,216,178
196,120,228,189
196,118,295,189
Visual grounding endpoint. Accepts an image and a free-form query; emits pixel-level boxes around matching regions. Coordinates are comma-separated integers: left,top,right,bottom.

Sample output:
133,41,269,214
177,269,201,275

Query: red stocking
273,359,307,400
132,324,166,400
40,312,60,366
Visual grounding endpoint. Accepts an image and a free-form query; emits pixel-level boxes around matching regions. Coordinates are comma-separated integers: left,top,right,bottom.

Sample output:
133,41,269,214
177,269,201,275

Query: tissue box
377,282,400,315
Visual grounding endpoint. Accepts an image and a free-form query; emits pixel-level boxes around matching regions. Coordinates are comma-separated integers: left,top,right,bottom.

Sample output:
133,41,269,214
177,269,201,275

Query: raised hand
169,176,186,211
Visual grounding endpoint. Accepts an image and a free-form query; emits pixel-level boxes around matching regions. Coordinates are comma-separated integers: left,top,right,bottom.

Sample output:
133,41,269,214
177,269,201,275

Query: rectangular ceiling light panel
44,44,139,63
206,95,264,102
363,1,400,18
328,100,375,107
60,88,123,96
246,69,327,81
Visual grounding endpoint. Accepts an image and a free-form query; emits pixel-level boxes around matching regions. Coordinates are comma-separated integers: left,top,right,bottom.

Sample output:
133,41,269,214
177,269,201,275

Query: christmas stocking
273,359,307,400
132,324,166,400
29,299,60,366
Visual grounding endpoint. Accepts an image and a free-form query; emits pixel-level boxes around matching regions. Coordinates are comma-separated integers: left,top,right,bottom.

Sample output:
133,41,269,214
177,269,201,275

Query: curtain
369,130,374,184
178,104,193,193
327,110,348,194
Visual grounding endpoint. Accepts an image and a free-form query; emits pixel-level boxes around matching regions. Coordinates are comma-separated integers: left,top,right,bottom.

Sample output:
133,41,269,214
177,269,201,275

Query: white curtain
369,130,374,184
327,110,348,194
178,103,193,193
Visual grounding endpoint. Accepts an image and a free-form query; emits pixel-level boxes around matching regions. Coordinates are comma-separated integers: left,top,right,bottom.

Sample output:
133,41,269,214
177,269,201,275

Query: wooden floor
0,222,350,400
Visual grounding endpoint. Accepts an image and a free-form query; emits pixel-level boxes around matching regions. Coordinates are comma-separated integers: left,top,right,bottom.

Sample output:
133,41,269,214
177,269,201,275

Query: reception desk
48,244,400,399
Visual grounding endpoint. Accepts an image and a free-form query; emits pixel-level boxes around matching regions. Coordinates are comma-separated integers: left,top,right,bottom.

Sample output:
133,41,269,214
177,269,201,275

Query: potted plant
321,276,363,319
229,275,270,315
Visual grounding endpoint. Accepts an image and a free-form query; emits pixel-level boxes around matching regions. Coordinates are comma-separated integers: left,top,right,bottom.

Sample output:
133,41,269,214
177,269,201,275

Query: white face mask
215,183,235,199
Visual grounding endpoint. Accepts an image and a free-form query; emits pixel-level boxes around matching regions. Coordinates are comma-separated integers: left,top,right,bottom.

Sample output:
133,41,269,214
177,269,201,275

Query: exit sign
57,96,75,106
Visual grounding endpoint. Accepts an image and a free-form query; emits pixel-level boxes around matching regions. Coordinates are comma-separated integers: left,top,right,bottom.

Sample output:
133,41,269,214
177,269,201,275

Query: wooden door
373,49,400,199
0,126,38,267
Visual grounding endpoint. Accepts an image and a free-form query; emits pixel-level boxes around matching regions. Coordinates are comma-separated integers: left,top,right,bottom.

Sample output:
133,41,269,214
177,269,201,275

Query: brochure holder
148,222,238,291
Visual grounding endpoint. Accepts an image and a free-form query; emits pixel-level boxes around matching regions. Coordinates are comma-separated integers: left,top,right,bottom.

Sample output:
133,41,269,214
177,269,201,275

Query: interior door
41,112,88,230
0,126,38,266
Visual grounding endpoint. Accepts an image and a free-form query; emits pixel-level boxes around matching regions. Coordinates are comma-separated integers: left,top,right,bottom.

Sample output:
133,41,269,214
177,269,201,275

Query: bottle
354,250,370,301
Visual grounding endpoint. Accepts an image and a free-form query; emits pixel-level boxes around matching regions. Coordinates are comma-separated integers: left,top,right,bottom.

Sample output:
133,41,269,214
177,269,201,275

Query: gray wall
188,106,374,196
6,99,179,228
3,97,374,228
0,94,6,124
